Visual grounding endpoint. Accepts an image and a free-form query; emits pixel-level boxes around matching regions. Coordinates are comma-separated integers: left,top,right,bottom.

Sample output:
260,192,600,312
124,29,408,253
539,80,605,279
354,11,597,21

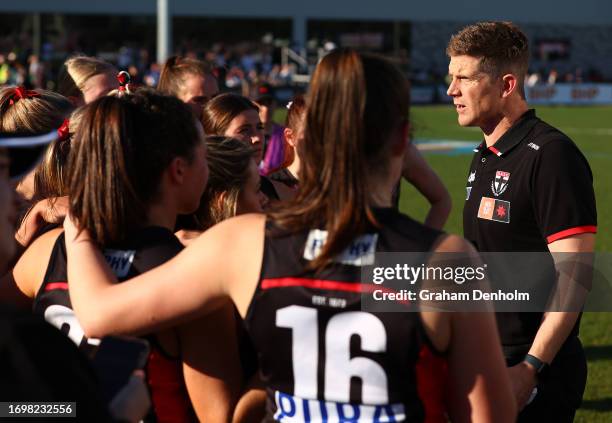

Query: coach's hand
508,362,537,410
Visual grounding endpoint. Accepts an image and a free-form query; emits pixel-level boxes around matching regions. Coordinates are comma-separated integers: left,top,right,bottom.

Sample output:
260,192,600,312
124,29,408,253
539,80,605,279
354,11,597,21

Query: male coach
446,22,597,422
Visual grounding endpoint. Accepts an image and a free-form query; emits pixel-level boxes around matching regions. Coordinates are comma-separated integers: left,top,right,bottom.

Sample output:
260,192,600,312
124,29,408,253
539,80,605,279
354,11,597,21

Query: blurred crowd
0,41,303,95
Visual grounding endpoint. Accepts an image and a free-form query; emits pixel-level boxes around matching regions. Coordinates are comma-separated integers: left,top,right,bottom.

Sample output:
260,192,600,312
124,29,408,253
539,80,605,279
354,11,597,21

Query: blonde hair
0,87,72,133
158,56,212,98
0,87,74,203
57,55,117,100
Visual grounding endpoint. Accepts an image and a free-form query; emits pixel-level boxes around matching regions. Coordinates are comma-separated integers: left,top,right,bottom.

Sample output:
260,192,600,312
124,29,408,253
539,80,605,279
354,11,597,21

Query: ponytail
271,49,409,270
69,90,201,246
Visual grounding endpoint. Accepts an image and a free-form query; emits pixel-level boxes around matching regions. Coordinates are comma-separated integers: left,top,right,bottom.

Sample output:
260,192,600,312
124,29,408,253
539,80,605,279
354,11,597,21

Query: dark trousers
507,337,587,423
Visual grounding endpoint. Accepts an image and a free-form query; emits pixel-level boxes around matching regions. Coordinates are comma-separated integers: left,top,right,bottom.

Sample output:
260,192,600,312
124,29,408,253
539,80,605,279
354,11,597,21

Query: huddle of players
0,20,596,423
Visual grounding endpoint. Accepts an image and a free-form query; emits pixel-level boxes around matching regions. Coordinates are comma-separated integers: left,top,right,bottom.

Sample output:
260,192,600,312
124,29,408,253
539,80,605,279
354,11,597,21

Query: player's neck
146,202,177,231
483,101,529,147
287,156,301,181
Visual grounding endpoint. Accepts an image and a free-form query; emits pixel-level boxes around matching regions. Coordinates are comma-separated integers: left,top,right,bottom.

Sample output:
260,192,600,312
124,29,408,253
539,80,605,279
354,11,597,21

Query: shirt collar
474,109,539,157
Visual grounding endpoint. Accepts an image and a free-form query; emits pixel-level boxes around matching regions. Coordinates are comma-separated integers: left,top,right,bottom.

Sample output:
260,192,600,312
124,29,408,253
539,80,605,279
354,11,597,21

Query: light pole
157,0,172,64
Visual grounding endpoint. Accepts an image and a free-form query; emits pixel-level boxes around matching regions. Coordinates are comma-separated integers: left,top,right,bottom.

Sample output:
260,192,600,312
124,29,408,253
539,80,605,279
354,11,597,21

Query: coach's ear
501,73,520,98
391,119,410,157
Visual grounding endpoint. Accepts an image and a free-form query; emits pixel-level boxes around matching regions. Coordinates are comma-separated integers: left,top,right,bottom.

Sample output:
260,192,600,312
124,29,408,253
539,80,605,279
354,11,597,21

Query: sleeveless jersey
33,227,197,423
245,208,448,423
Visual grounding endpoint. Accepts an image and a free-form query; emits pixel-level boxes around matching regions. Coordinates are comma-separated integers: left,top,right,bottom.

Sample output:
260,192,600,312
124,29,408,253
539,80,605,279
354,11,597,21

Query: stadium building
2,0,612,103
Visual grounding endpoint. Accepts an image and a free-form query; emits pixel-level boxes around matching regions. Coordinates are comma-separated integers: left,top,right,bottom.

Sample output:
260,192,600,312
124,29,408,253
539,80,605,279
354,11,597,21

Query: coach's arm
508,233,595,410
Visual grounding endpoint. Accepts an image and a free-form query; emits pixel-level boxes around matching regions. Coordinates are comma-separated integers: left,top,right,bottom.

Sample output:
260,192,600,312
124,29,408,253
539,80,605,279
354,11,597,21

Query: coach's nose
447,78,459,97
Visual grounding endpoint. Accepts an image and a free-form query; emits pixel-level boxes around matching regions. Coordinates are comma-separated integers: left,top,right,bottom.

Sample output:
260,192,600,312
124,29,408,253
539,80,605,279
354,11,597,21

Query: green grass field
402,105,612,422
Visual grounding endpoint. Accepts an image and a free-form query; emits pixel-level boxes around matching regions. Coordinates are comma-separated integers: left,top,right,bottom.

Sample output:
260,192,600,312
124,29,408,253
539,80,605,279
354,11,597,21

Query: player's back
245,208,445,422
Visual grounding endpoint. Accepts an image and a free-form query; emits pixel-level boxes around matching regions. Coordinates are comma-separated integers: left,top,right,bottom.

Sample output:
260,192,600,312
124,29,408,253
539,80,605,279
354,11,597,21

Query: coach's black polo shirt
463,109,597,353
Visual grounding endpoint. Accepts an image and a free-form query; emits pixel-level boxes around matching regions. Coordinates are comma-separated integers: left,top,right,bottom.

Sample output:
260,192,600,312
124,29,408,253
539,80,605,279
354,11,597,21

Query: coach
446,22,597,422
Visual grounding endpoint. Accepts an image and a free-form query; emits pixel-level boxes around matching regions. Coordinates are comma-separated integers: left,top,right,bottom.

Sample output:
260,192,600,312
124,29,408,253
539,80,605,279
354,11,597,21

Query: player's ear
166,156,188,185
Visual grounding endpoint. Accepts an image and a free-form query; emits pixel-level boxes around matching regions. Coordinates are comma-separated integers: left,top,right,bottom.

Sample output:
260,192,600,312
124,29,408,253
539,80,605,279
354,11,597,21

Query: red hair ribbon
57,118,70,141
9,86,40,105
117,71,131,92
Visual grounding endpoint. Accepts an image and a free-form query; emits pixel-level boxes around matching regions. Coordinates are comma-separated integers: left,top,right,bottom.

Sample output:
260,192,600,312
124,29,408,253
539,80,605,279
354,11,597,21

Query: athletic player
56,55,118,106
3,90,240,422
273,94,451,229
201,93,287,201
158,56,219,119
64,50,516,422
176,136,267,244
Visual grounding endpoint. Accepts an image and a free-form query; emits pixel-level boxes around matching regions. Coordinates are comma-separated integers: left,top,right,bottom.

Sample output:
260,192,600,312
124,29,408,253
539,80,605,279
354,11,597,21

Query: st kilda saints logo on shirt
491,170,510,197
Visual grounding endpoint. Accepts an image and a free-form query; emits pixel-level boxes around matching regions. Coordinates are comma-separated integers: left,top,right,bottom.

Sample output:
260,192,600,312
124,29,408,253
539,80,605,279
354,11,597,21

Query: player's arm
0,227,63,308
179,301,242,421
424,235,516,422
64,212,266,338
401,143,451,229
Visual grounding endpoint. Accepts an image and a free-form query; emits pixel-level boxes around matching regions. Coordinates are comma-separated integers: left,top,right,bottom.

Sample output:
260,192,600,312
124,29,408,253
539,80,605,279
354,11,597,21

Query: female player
158,56,219,118
56,55,118,105
4,90,240,422
0,86,73,202
65,50,516,422
176,136,267,244
275,94,451,229
201,93,287,201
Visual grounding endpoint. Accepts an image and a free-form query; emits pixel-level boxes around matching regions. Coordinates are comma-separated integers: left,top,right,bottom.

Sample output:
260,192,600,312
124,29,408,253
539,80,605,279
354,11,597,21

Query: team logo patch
491,170,510,196
304,229,378,266
467,171,476,184
478,197,510,223
466,186,472,200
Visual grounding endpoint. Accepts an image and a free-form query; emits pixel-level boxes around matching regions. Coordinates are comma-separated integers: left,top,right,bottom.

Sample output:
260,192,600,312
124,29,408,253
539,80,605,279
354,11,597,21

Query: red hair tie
9,86,40,105
117,71,131,92
57,118,70,141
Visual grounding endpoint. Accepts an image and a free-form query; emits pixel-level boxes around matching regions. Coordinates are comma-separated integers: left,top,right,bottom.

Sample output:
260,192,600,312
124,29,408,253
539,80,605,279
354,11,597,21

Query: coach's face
447,55,502,131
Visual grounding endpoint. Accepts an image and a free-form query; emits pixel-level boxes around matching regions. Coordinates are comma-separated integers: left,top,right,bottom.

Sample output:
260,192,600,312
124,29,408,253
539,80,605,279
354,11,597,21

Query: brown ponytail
271,49,410,270
68,90,201,246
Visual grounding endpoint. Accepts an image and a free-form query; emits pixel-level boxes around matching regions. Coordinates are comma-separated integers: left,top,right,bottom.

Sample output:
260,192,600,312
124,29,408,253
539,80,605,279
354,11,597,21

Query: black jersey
245,208,445,423
33,227,183,355
268,168,299,190
261,175,281,201
33,227,197,422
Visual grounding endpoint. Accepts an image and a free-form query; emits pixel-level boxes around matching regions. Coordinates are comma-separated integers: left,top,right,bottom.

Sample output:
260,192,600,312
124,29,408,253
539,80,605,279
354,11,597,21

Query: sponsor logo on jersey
103,249,136,278
467,171,476,184
273,391,406,422
466,186,472,201
304,230,378,266
477,197,510,223
528,142,540,151
491,170,510,196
